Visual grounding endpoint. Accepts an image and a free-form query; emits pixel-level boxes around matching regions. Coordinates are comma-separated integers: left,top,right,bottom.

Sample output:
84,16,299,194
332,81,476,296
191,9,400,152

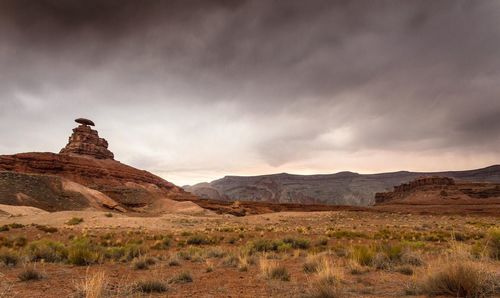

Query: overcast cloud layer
1,0,499,185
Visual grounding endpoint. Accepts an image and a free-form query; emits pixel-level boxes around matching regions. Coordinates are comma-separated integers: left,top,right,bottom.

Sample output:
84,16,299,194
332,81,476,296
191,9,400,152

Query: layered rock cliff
374,176,500,205
184,166,500,206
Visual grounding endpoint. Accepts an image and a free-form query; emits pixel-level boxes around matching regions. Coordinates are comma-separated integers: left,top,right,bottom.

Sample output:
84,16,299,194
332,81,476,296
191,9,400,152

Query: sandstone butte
0,118,196,211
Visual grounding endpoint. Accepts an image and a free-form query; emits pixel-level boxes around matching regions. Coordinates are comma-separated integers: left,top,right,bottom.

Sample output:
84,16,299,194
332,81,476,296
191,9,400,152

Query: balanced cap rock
60,118,114,160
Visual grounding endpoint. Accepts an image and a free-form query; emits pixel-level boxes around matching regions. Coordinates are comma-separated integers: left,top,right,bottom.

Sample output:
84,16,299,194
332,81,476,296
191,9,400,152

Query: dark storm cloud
1,0,499,184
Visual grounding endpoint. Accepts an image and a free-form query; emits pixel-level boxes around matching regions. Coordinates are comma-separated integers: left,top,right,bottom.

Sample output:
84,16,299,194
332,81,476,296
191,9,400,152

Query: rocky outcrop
0,118,197,210
60,120,114,160
375,177,455,203
0,152,191,208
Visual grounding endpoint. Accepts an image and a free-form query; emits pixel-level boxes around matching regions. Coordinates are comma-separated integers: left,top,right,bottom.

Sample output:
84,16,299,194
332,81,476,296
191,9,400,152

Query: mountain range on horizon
183,164,500,206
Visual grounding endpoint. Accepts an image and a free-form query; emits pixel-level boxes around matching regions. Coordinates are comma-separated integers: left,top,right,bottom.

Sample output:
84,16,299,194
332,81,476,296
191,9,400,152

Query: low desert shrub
259,258,290,281
66,217,84,226
282,237,310,249
104,213,113,218
316,238,329,246
122,243,145,261
400,249,424,266
186,234,211,245
35,225,58,233
418,260,499,297
8,223,24,229
487,228,500,260
350,245,375,266
327,230,368,239
170,271,193,284
133,258,152,270
0,234,27,249
396,265,414,275
167,255,181,266
18,268,45,281
238,254,254,272
150,236,172,250
67,238,103,266
134,280,168,293
0,247,19,267
303,255,322,274
206,247,226,258
247,239,282,253
222,254,239,267
26,240,67,263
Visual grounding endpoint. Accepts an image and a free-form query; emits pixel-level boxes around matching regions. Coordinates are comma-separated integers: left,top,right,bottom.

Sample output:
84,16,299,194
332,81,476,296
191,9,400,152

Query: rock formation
375,176,455,203
60,119,114,160
0,118,199,211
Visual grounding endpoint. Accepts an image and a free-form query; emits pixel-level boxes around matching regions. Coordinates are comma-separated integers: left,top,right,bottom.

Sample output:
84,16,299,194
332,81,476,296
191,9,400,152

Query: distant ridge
184,165,500,206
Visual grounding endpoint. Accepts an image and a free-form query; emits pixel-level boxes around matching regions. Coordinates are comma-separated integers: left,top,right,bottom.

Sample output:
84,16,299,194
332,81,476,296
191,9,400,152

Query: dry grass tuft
259,257,290,281
75,270,108,298
134,279,168,293
18,267,45,281
417,260,499,297
306,258,344,298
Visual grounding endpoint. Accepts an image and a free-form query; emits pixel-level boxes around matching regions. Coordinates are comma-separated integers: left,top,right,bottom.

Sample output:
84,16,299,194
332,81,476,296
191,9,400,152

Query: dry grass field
0,210,499,297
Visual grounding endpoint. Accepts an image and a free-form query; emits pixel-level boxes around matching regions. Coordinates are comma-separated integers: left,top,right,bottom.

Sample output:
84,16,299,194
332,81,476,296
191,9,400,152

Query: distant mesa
75,118,95,126
60,117,114,160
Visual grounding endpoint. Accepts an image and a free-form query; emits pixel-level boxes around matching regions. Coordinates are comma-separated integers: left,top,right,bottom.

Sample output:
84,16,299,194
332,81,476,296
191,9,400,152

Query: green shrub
186,234,211,245
151,236,172,250
35,225,58,233
0,247,20,266
132,256,156,269
170,271,193,284
0,236,28,248
26,240,67,262
66,217,84,226
327,230,368,239
105,246,126,261
206,247,226,258
134,280,168,293
350,245,375,266
104,213,113,218
487,229,500,260
9,223,24,229
67,238,103,265
247,239,282,253
0,225,9,232
283,237,310,249
123,243,145,261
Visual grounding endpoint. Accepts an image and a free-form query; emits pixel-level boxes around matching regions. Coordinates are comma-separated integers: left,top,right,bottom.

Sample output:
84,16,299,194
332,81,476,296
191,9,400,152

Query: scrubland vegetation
0,213,498,297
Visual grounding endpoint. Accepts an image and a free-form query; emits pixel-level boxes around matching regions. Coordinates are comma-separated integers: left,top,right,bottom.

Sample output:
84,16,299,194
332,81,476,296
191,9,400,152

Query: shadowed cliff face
184,165,500,206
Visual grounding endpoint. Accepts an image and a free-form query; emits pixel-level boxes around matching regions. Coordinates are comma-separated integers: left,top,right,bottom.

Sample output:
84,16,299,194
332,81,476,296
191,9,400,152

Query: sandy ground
0,208,498,297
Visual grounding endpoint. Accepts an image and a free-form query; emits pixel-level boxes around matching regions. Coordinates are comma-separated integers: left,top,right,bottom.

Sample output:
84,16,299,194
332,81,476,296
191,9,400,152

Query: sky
1,0,500,186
